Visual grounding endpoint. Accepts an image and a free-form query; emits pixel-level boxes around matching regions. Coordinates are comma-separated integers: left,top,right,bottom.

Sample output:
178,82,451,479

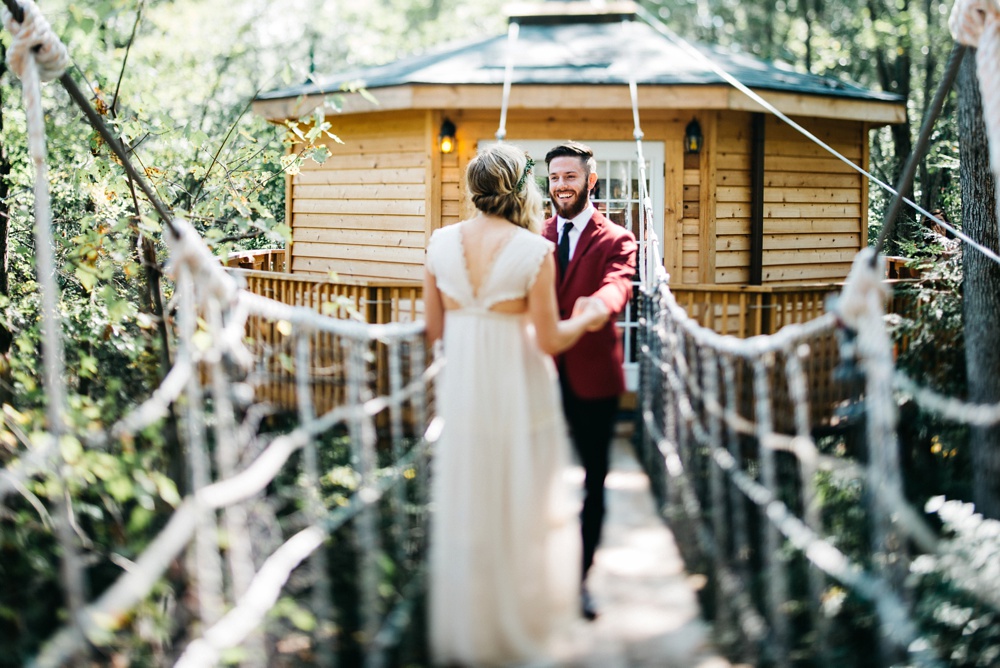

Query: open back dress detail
426,222,580,666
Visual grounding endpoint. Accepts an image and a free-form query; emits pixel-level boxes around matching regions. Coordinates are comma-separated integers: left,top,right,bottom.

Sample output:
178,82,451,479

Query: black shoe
581,585,598,621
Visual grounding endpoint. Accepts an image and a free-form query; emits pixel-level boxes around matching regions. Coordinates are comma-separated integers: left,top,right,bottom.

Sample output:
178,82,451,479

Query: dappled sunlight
605,468,650,492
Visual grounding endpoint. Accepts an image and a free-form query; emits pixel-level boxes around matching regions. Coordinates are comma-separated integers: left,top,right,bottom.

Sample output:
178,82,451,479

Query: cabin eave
252,83,905,126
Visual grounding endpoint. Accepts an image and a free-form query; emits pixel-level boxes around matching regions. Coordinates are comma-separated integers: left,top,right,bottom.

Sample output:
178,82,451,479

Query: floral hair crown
516,156,535,192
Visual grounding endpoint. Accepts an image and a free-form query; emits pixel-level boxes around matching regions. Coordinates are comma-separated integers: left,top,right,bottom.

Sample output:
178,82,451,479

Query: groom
543,142,637,620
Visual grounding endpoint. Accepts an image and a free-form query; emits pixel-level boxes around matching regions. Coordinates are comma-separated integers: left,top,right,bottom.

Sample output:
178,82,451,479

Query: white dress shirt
557,203,595,263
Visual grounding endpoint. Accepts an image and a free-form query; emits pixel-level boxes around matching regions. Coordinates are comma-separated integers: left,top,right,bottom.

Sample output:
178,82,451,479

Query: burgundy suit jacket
543,210,637,400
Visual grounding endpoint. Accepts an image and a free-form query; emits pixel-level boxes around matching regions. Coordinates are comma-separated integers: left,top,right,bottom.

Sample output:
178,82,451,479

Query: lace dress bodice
426,222,553,311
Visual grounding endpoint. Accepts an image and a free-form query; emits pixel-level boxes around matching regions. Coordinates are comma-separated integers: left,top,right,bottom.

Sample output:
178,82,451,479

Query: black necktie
558,221,572,274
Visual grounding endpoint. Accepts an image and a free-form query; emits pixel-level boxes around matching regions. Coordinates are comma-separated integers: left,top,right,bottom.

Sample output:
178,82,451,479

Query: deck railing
231,269,423,414
237,270,909,427
225,248,287,273
668,284,846,428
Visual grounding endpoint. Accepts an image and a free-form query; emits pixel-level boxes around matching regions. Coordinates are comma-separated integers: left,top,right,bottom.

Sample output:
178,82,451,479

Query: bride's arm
529,251,608,355
424,268,445,344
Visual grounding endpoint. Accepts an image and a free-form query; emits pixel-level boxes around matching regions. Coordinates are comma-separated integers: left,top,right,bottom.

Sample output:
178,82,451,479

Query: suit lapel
543,217,558,244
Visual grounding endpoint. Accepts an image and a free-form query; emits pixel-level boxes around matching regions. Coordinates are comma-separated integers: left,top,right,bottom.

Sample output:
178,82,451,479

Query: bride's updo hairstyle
466,143,543,233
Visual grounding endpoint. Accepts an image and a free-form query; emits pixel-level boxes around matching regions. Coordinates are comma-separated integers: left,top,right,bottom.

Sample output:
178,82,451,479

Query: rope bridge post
783,345,831,665
701,344,733,642
495,19,520,142
950,0,1000,243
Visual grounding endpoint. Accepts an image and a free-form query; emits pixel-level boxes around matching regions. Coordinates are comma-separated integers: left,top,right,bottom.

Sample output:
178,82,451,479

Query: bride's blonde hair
466,143,543,233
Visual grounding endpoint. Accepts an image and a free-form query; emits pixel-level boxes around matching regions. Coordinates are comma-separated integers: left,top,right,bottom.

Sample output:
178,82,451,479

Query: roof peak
504,1,638,25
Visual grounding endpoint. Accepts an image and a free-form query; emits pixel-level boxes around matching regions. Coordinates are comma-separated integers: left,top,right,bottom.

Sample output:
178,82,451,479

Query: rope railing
0,2,440,665
24,241,441,666
636,227,1000,665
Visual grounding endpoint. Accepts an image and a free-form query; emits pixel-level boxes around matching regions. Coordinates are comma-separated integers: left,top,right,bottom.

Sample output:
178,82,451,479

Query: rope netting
1,2,438,666
636,229,1000,666
628,4,1000,666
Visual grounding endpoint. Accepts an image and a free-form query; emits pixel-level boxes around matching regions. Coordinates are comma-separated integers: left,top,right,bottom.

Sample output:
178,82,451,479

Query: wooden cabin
248,0,905,407
253,1,903,288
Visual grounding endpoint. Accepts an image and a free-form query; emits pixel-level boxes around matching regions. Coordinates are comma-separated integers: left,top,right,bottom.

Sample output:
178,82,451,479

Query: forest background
0,0,988,665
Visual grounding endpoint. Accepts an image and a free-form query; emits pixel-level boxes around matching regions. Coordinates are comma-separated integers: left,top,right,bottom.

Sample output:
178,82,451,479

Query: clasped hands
571,296,610,331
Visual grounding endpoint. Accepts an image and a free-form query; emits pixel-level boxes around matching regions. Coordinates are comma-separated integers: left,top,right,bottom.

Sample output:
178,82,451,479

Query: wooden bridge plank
555,433,740,667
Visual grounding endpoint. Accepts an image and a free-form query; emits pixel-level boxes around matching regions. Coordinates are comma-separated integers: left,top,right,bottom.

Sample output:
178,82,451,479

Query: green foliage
1,0,497,662
912,498,1000,667
646,0,961,250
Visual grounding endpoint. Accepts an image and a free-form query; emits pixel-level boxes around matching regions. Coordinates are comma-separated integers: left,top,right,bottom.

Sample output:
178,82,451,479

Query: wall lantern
439,118,456,154
684,119,703,154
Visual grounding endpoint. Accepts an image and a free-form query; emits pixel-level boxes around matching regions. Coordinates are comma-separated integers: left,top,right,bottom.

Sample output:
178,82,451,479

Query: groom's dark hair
545,141,597,177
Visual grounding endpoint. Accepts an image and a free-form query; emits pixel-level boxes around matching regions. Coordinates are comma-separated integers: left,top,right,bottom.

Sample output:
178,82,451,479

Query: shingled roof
257,6,899,104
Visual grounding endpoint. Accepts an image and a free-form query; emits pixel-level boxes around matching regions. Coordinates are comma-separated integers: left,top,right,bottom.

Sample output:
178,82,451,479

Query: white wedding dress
426,222,580,666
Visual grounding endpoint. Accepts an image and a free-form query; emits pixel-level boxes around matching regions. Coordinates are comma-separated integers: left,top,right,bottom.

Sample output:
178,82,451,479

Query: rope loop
2,0,70,82
834,247,889,333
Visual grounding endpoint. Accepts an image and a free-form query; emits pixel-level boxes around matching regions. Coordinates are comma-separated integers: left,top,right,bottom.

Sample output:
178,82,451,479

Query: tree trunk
917,0,939,216
0,45,12,363
800,0,814,73
868,0,915,254
958,53,1000,519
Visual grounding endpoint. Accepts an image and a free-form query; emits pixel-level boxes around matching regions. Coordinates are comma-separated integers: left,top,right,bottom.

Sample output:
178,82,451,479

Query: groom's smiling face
548,156,596,219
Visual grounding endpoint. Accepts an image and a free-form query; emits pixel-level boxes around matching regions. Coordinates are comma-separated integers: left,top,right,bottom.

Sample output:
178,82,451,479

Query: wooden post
698,112,718,284
750,113,765,285
425,110,443,244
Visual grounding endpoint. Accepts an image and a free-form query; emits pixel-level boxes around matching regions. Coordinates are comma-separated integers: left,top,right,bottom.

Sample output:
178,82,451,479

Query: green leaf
287,605,316,632
128,506,154,533
280,154,300,175
75,265,99,292
59,436,83,465
151,472,181,507
272,224,293,244
311,145,330,164
79,354,98,379
106,475,134,502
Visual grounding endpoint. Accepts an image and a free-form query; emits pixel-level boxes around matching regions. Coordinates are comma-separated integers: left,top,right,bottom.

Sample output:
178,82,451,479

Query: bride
423,142,607,666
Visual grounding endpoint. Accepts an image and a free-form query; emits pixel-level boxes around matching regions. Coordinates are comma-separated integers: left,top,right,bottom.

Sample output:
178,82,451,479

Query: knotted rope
2,0,69,83
951,0,1000,222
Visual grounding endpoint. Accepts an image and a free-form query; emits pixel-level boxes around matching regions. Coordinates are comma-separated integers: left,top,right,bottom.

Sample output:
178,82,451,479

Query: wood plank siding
289,110,430,282
284,107,869,289
713,113,867,285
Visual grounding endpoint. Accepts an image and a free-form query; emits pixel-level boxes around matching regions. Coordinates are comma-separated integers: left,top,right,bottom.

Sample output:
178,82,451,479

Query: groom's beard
550,183,590,219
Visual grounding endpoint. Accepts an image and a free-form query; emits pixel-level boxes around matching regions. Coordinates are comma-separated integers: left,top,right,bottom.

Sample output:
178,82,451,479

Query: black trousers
559,375,619,580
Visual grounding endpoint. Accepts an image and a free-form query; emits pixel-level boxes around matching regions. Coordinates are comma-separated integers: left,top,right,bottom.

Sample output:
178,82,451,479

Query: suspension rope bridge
3,0,1000,666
